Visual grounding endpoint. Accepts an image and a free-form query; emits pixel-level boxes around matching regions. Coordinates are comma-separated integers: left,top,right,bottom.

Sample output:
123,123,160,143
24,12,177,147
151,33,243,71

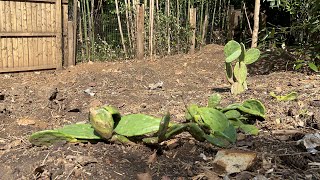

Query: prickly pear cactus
224,40,260,95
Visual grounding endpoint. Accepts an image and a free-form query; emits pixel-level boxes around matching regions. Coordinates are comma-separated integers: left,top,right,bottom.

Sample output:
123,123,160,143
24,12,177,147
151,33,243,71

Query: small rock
89,99,102,108
310,100,320,107
84,88,95,96
148,81,163,90
212,149,258,175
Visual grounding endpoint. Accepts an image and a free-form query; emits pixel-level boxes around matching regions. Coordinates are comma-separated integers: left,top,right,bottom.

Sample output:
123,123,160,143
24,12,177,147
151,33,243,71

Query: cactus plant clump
224,40,261,95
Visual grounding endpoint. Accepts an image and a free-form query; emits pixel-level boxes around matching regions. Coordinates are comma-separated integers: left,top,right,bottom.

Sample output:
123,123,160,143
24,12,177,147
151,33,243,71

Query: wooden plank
41,3,47,66
1,0,68,4
0,32,57,37
30,2,37,67
0,1,4,68
26,1,32,67
17,1,24,67
55,0,62,69
46,3,51,65
3,1,11,68
36,2,41,66
0,38,2,68
63,4,68,66
22,1,29,67
9,1,16,68
50,3,55,65
7,38,13,68
0,64,57,73
1,38,7,68
0,1,3,31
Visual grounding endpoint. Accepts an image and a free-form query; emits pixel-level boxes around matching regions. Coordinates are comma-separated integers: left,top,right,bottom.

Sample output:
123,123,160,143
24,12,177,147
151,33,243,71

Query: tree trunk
251,0,260,48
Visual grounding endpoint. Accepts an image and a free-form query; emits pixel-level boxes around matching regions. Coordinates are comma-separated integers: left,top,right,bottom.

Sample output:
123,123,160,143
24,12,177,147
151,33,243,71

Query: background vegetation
72,0,319,72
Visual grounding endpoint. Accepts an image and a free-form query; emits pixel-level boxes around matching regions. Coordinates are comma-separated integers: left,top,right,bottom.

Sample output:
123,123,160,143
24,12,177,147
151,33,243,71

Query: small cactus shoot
224,40,261,95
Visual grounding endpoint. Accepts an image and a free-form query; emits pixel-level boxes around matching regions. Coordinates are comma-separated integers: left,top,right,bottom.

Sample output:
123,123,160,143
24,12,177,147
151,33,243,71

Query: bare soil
0,44,319,179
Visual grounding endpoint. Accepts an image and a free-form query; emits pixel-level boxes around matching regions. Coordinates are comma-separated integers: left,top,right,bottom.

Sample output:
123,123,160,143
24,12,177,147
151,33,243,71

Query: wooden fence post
67,21,75,67
136,4,144,60
189,7,196,54
56,0,62,69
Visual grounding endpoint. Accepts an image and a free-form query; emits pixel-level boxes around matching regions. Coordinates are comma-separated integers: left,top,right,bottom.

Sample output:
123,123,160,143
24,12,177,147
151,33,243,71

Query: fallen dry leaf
17,118,36,126
137,172,152,180
147,151,157,164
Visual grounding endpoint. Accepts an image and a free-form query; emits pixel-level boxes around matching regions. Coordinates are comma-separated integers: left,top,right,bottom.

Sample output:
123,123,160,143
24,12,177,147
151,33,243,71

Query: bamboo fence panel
0,0,68,73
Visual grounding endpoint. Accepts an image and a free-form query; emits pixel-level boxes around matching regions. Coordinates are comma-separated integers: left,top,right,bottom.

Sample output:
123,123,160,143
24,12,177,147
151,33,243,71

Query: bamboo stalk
128,0,135,51
243,2,252,35
124,0,132,51
176,0,180,52
149,0,154,58
115,0,127,56
201,2,208,44
166,0,170,55
210,0,217,42
85,0,91,60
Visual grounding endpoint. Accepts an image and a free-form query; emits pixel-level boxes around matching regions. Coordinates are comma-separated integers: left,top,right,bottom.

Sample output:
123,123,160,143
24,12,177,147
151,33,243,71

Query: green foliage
29,95,265,148
114,114,162,137
57,124,102,140
224,40,261,95
270,91,298,101
29,130,78,147
207,93,222,108
89,107,115,139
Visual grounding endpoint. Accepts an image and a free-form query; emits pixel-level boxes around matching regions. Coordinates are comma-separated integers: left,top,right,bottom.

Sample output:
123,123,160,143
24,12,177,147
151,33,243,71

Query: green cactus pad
197,107,229,132
208,93,222,108
231,82,245,95
239,43,246,61
244,48,261,64
240,99,266,118
114,114,161,137
225,62,234,84
224,110,241,119
158,113,171,142
57,123,102,139
29,130,78,146
234,61,247,84
224,40,241,62
270,91,298,101
215,124,237,143
89,107,114,139
185,104,199,121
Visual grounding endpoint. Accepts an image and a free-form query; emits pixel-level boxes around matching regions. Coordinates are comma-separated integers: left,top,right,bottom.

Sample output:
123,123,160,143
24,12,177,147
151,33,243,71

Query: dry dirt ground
0,44,319,179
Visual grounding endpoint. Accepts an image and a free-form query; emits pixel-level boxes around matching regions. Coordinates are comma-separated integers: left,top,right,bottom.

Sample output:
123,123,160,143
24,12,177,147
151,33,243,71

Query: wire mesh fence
71,0,248,62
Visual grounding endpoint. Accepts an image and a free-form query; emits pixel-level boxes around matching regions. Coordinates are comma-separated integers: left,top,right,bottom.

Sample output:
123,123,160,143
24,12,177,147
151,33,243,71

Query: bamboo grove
76,0,250,61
